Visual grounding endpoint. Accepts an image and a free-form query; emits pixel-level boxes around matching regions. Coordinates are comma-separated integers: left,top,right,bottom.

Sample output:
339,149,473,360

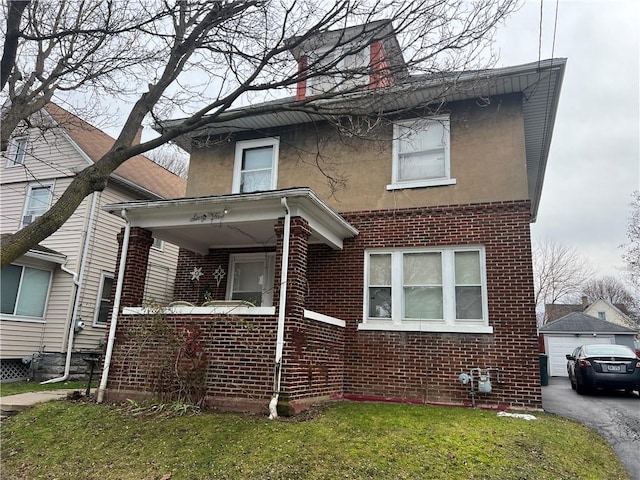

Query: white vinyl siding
361,247,490,333
387,116,455,190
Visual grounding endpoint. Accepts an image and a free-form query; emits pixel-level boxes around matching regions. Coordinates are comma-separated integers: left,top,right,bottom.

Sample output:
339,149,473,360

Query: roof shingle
45,103,185,199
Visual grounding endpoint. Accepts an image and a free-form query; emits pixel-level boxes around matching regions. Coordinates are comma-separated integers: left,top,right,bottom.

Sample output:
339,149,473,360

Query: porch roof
102,187,358,254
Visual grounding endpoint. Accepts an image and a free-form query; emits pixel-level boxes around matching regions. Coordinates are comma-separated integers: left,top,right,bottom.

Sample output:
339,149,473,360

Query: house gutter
41,192,99,384
97,209,130,403
269,197,291,419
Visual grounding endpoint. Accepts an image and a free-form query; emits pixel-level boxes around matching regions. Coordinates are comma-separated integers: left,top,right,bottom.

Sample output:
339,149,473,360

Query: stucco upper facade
186,95,528,212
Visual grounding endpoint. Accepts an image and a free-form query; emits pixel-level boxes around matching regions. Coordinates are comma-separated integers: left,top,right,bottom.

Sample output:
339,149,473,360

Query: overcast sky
495,0,639,279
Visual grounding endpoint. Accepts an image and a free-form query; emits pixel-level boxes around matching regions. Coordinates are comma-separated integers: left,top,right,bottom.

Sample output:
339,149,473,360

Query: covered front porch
98,188,358,415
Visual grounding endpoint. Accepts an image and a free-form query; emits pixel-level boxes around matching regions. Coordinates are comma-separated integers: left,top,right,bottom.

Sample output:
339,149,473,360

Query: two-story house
0,103,185,382
97,22,565,414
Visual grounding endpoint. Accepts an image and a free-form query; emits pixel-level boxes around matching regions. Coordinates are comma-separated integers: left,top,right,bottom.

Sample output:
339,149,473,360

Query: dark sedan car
566,344,640,396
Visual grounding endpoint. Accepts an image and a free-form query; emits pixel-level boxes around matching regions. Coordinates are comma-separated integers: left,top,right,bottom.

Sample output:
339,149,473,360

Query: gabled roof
539,311,637,334
157,58,565,221
45,103,185,200
584,298,634,321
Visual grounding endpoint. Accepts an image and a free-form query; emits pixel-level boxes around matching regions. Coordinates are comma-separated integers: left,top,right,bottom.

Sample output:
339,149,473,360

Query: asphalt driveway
542,377,640,480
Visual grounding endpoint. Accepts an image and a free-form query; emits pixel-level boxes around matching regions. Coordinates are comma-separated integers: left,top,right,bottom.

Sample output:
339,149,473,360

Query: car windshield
583,345,635,357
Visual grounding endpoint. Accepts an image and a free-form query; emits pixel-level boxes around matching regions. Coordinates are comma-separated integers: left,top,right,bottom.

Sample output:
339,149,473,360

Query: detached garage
539,312,638,377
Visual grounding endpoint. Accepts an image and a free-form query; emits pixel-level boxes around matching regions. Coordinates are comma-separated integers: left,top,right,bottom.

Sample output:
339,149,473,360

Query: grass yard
0,400,628,480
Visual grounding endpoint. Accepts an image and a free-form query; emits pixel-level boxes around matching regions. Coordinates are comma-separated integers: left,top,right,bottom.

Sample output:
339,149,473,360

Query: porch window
363,247,488,332
387,116,455,190
0,264,52,319
94,272,114,325
22,182,54,227
233,138,279,193
227,253,275,306
6,136,28,166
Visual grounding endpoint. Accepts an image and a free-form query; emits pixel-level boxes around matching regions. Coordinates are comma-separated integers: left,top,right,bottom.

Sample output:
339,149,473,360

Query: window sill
0,315,45,324
386,178,456,191
358,321,493,334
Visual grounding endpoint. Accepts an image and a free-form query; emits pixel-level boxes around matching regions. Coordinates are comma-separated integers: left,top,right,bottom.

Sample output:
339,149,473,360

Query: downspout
96,209,130,403
41,192,99,384
269,197,291,419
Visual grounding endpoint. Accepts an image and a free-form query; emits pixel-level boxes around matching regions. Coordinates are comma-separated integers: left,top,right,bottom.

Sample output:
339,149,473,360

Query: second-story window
388,115,456,190
233,138,279,194
22,183,54,227
6,136,28,167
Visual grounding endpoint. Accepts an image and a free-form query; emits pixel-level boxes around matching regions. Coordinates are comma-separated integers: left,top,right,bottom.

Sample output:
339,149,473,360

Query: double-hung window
363,247,491,333
227,253,275,307
6,136,28,167
94,272,114,325
233,138,279,194
22,182,54,227
388,116,455,190
0,264,52,319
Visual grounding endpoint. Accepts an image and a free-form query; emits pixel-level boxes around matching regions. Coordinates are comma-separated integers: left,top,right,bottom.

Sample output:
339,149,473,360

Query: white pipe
41,192,99,384
97,209,131,403
269,198,291,419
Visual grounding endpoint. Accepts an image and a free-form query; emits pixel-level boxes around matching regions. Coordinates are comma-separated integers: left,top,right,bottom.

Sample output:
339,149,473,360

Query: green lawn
0,380,92,397
0,400,628,480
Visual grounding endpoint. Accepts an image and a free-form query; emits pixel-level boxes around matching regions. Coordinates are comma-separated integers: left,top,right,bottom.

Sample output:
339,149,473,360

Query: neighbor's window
597,311,606,320
227,253,275,306
0,264,52,319
388,116,455,190
6,136,28,167
94,272,114,325
22,183,54,227
363,247,488,332
233,138,279,193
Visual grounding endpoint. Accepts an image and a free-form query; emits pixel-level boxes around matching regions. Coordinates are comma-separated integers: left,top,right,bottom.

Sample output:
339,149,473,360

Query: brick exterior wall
305,200,541,409
106,201,541,412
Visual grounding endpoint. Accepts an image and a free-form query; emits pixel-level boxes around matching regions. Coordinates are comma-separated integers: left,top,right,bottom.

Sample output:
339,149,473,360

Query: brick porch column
273,216,312,316
113,227,153,308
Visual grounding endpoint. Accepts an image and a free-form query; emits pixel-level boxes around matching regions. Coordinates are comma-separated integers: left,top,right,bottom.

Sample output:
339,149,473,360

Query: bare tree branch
1,0,518,268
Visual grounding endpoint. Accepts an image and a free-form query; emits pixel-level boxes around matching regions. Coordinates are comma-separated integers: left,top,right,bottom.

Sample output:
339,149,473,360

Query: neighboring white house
0,103,186,381
583,298,637,330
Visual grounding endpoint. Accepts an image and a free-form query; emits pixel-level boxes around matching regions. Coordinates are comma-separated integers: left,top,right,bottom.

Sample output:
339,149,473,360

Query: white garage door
546,335,613,377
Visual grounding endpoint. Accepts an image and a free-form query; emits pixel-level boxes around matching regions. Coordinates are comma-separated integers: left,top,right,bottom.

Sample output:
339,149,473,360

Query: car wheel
576,378,587,395
570,376,576,390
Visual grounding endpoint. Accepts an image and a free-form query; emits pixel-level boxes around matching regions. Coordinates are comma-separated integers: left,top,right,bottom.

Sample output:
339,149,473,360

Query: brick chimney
581,296,589,310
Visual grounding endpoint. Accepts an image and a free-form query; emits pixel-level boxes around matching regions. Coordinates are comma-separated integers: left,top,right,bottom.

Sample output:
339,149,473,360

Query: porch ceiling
102,187,358,254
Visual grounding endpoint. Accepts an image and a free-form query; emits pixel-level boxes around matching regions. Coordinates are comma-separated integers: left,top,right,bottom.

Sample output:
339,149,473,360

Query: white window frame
151,237,164,251
360,246,492,334
93,271,114,326
6,136,28,167
387,116,456,191
305,45,371,97
0,262,53,322
21,181,54,228
232,138,279,194
226,253,275,307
